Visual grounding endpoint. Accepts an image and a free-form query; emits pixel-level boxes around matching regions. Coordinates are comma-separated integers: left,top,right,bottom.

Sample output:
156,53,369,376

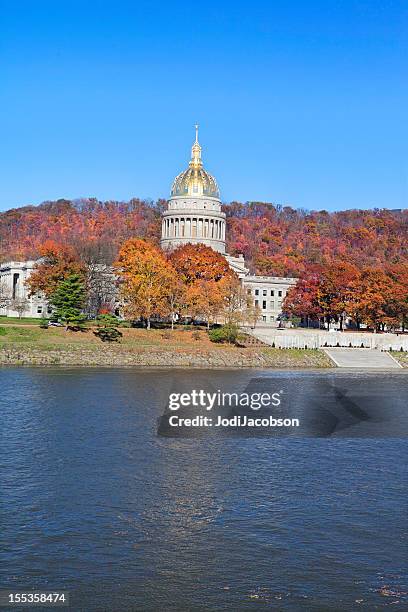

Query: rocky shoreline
0,345,333,368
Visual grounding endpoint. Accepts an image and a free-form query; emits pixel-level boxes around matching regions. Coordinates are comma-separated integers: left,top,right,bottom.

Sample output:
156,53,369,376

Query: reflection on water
0,368,407,611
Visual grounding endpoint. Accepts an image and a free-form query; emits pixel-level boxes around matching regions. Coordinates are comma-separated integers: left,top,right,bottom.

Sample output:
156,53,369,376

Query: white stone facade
0,261,50,318
161,196,226,253
243,275,297,325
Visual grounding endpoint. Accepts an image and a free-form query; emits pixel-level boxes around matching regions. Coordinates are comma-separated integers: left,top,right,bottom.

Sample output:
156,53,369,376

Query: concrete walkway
323,348,402,369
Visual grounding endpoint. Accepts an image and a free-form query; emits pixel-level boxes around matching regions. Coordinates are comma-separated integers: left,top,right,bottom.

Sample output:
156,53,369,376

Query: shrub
0,327,6,336
94,313,123,342
94,327,123,342
208,324,239,344
118,320,131,328
39,318,49,329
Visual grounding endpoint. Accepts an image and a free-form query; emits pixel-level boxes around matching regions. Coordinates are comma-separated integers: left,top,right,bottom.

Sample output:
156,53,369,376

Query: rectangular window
278,290,282,297
262,289,267,296
270,316,275,322
37,306,42,314
12,273,19,299
262,315,266,322
270,301,274,309
255,289,259,296
270,290,275,296
255,300,259,307
262,300,267,310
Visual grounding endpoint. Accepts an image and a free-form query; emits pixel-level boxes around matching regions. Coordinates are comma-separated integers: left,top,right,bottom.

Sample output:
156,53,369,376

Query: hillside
1,198,407,276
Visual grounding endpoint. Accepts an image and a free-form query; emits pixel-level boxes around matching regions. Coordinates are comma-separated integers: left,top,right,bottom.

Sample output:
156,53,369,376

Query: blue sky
1,0,407,212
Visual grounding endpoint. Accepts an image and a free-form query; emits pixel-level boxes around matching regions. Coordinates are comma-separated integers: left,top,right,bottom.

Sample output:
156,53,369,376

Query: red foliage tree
26,240,86,299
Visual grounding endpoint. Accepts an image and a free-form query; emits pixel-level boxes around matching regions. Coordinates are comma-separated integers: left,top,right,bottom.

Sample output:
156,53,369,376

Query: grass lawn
0,325,216,351
0,316,46,325
390,351,408,367
0,325,332,367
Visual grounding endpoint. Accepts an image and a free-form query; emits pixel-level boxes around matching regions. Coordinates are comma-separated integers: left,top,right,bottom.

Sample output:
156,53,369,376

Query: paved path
323,348,402,369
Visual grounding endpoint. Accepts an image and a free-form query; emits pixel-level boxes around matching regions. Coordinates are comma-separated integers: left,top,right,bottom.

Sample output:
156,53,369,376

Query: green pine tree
94,313,123,342
51,273,86,330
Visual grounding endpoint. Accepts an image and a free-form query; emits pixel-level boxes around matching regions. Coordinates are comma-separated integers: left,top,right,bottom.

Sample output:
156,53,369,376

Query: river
0,368,407,611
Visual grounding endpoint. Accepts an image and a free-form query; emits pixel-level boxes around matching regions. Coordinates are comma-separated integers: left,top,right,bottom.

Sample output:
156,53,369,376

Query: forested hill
1,198,407,277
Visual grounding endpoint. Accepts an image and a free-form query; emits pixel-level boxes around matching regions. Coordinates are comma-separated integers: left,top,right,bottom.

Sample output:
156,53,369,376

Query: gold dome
171,125,220,199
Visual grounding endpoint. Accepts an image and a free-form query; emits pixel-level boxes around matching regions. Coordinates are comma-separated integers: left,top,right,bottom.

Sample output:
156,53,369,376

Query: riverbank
0,325,332,368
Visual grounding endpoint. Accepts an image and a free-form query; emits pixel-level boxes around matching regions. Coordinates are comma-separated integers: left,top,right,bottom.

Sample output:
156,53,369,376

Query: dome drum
161,210,226,254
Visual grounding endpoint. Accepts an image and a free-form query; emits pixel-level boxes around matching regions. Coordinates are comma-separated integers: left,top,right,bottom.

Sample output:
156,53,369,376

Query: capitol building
160,127,296,324
0,128,296,325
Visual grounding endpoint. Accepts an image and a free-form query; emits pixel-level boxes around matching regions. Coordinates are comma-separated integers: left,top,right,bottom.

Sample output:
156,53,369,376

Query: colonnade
161,216,226,241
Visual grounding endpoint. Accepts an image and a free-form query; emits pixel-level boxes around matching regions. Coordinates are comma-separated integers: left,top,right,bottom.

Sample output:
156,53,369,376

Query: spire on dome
190,123,202,168
170,125,220,198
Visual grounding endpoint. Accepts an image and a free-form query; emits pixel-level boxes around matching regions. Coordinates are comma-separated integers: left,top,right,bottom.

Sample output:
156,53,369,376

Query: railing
247,330,408,352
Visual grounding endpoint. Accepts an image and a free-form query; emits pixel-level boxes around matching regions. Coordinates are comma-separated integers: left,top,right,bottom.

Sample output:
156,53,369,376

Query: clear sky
1,0,407,212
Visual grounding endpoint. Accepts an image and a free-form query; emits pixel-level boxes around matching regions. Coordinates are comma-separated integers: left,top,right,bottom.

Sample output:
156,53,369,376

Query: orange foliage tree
347,269,395,331
316,262,360,329
115,239,177,329
169,243,232,284
26,240,86,299
169,244,235,326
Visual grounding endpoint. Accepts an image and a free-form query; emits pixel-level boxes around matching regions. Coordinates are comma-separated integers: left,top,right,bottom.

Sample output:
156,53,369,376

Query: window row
249,288,285,297
254,300,283,310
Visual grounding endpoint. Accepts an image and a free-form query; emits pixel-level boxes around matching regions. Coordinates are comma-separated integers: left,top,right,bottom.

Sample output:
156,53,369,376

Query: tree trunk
171,317,174,331
147,318,151,330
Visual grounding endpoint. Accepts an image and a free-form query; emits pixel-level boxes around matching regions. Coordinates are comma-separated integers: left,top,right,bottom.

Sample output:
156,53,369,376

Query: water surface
0,368,407,611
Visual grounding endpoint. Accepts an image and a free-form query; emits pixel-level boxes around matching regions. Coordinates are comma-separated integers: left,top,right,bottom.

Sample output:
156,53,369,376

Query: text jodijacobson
168,415,300,428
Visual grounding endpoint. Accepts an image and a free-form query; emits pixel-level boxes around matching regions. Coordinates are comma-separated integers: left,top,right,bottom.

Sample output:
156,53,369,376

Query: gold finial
190,123,202,167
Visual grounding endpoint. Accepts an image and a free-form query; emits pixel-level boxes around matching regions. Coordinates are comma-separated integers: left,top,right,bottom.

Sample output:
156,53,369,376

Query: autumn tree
245,301,262,329
26,240,86,299
166,277,186,330
219,274,251,326
385,264,408,330
285,263,361,329
169,243,232,285
115,239,177,329
317,262,360,329
186,280,224,329
283,273,323,326
348,268,393,331
168,243,234,327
